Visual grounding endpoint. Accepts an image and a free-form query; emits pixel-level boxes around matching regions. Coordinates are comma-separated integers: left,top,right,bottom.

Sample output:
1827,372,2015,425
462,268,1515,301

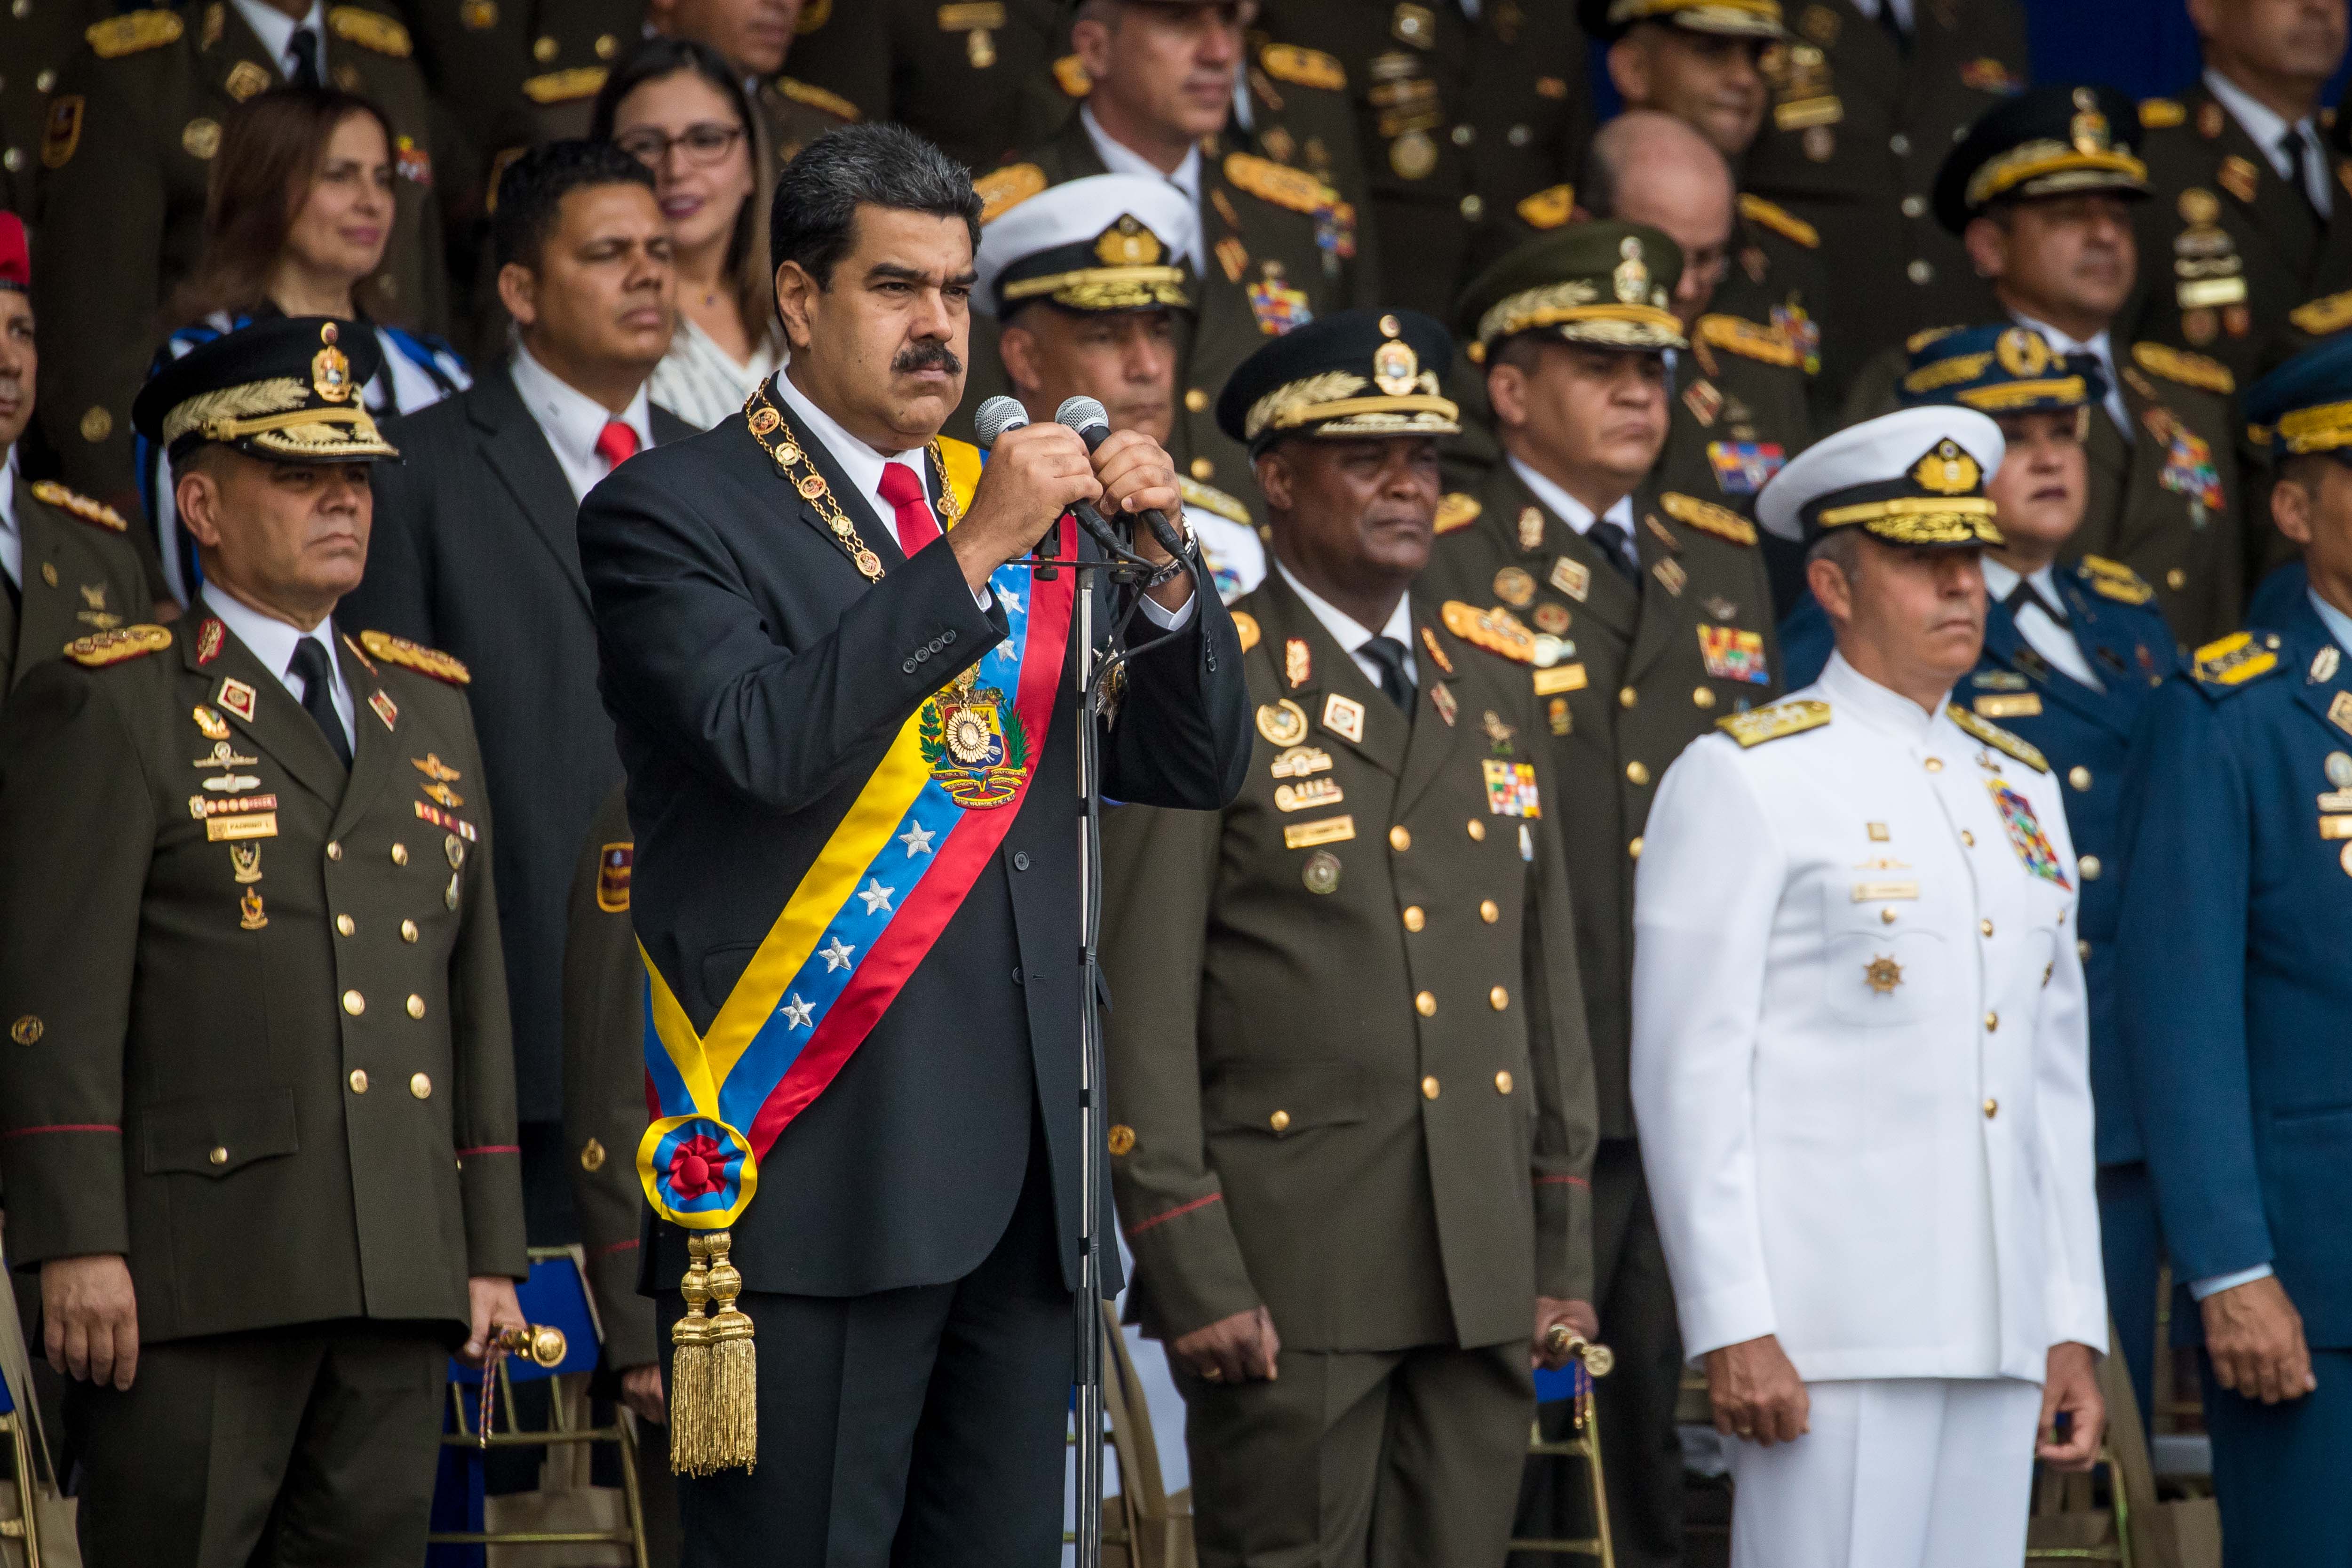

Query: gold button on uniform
1881,907,1898,924
406,995,426,1019
1618,686,1638,708
1489,985,1509,1010
1625,760,1650,786
349,1069,369,1093
2078,939,2091,960
581,1138,607,1170
1494,1071,1513,1094
410,1073,432,1099
1692,686,1716,709
335,914,355,936
1980,919,1994,937
400,920,419,943
1190,457,1214,480
1415,991,1437,1016
1628,836,1643,859
342,989,365,1015
390,842,408,866
1459,194,1482,219
208,1146,228,1165
1269,1109,1291,1132
1466,820,1486,841
1984,1098,1999,1119
1184,388,1208,412
1421,1075,1441,1099
2068,766,2092,791
2166,568,2186,590
1479,899,1500,923
1960,829,1974,846
326,841,342,860
1402,905,1425,931
1985,1011,1999,1032
2079,854,2102,881
1390,825,1412,851
1923,756,1943,772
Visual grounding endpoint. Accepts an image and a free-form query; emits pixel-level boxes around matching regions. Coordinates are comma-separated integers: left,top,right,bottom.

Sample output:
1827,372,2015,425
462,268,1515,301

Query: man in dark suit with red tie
575,123,1253,1565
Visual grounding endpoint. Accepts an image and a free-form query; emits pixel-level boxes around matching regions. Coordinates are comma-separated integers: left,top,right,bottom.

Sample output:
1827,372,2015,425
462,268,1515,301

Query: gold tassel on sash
669,1230,758,1476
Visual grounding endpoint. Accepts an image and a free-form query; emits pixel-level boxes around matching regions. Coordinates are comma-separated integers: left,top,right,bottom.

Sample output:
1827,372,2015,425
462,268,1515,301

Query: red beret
0,212,26,293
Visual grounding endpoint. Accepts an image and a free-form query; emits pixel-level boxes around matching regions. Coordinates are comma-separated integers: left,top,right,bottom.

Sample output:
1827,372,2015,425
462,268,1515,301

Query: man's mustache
893,342,962,376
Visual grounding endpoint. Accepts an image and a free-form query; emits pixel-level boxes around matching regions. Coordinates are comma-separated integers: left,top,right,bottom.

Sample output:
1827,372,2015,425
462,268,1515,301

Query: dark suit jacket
578,403,1253,1299
342,362,694,1122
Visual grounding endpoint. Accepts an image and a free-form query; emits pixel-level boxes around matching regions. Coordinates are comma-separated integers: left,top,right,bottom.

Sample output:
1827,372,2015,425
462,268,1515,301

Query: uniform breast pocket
1822,882,1948,1026
1203,1060,1367,1140
141,1088,300,1178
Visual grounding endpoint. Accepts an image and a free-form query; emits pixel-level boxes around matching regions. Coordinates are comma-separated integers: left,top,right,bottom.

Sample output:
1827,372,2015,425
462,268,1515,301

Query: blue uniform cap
1899,324,2103,416
2242,332,2352,462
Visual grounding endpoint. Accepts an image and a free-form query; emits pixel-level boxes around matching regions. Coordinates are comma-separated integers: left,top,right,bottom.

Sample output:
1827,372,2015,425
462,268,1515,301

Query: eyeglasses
614,122,746,169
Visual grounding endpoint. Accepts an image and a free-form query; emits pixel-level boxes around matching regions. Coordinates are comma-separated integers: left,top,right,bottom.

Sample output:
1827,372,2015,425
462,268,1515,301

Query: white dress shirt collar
1817,648,1947,741
1981,557,2101,690
1848,0,1914,29
230,0,326,78
1276,560,1417,690
2311,587,2352,655
1508,455,1635,541
508,342,654,504
2011,311,2130,439
0,448,21,591
1080,106,1206,273
2205,68,2331,215
199,583,355,748
769,367,930,549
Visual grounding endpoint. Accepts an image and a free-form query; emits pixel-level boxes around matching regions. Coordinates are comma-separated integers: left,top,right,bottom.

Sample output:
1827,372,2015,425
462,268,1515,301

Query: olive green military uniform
782,0,1070,173
0,0,110,215
0,612,527,1567
397,0,639,154
1099,571,1596,1568
1738,0,2028,394
34,3,453,511
0,474,153,694
1255,0,1595,321
1664,306,1818,618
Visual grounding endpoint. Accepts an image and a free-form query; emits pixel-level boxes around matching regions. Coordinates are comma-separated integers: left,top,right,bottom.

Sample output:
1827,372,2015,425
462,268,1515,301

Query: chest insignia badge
1864,955,1904,995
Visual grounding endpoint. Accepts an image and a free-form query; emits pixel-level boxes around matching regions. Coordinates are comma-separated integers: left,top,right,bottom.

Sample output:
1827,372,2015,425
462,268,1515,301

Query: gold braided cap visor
2269,399,2352,455
1955,376,2089,411
160,376,399,461
1965,142,2148,211
1242,368,1460,443
1471,284,1685,359
1606,0,1783,34
999,264,1190,312
1813,495,2004,546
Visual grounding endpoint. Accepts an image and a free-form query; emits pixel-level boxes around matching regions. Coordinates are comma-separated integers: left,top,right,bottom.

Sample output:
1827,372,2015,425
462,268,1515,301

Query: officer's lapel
1828,0,1900,108
477,370,595,613
1390,595,1464,818
2208,93,2322,269
207,3,285,105
2084,384,2130,500
1263,572,1407,777
1513,474,1638,642
185,619,349,808
328,630,394,840
1621,493,1686,684
2053,577,2148,736
2283,599,2352,744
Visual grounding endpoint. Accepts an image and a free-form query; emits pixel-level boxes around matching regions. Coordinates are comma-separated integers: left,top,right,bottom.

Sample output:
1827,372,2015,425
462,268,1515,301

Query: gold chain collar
741,384,961,582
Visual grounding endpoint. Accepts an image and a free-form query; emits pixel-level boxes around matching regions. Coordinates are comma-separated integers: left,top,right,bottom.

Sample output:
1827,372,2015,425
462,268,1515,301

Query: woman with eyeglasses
592,39,783,431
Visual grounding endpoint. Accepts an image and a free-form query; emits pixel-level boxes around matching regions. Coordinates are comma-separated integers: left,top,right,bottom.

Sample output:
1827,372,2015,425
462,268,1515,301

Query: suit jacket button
342,989,365,1016
943,629,956,644
208,1145,228,1165
1012,966,1023,985
2079,854,2102,880
1414,991,1436,1017
390,842,409,866
1269,1109,1291,1132
1489,986,1509,1010
410,1073,432,1099
903,660,916,673
407,994,426,1019
1494,1071,1513,1095
1389,825,1412,851
335,914,355,937
1013,851,1031,870
1479,899,1499,923
349,1069,369,1093
1421,1075,1441,1099
401,920,419,943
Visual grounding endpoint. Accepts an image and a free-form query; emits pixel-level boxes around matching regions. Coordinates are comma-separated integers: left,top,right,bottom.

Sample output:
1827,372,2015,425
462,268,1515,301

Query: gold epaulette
522,67,605,104
2291,289,2352,337
1906,324,1963,354
1259,43,1344,91
1738,193,1818,248
327,6,411,56
1947,704,2047,772
1717,699,1829,748
976,162,1046,224
29,479,128,532
360,630,470,685
797,0,831,30
1516,183,1574,230
1231,610,1261,653
2192,630,2281,689
2139,97,2186,129
2132,341,2234,395
1440,601,1535,663
1180,476,1251,527
2076,555,2154,605
86,9,182,56
1696,314,1801,368
1224,151,1327,215
63,624,170,666
776,76,858,121
1661,491,1757,546
1434,492,1482,534
1052,53,1090,97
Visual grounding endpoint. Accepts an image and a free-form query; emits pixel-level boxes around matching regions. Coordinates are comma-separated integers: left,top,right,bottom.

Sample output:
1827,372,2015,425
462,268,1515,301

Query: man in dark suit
576,122,1251,1564
344,140,689,1233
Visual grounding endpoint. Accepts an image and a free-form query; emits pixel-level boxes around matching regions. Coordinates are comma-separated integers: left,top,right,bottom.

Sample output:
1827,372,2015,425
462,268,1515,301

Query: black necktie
290,637,351,766
288,26,322,88
1874,0,1909,54
2282,129,2323,221
1588,519,1641,584
1361,634,1415,714
2005,579,2069,630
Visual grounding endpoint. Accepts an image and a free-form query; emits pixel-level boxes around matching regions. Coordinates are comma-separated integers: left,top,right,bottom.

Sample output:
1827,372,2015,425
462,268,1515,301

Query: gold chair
1507,1332,1616,1566
0,1260,72,1568
1071,1304,1196,1568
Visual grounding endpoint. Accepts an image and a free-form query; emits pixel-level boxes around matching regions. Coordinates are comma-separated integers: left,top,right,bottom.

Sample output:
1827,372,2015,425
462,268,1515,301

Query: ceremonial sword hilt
490,1323,568,1368
1544,1323,1615,1377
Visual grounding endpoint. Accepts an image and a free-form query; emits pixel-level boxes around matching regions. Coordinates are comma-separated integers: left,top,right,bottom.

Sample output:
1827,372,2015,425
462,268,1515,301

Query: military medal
230,843,263,884
1653,558,1688,596
238,888,268,931
1493,566,1536,607
1990,783,2069,886
368,689,397,731
1257,699,1310,746
193,740,259,769
1301,849,1342,894
1547,697,1571,736
1274,778,1345,812
1532,603,1571,635
1270,744,1332,778
1863,955,1904,995
1322,693,1366,743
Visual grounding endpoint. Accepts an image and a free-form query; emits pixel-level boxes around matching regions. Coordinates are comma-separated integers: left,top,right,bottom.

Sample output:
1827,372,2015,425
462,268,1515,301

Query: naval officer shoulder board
1716,698,1830,747
1947,705,2048,772
2191,630,2288,696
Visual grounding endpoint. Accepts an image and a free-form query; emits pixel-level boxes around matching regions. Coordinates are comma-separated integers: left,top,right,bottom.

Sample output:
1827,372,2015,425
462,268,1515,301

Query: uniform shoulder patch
1434,492,1483,534
1696,313,1802,369
1516,183,1574,230
1180,475,1251,527
2075,555,2153,604
86,9,183,56
2132,341,2234,395
1737,193,1818,247
1259,43,1345,91
521,66,605,104
1230,610,1261,653
1660,490,1757,546
1440,600,1536,663
28,479,129,532
1052,53,1090,97
1224,151,1328,215
2191,630,2282,691
976,162,1047,224
1717,699,1829,747
360,629,470,685
326,6,412,56
775,76,859,120
1906,324,1963,354
63,624,171,666
2138,97,2186,129
2290,289,2352,337
1947,704,2047,772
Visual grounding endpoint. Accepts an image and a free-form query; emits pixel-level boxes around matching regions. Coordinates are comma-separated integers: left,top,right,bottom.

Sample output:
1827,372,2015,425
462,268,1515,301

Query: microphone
973,394,1030,450
1054,396,1190,559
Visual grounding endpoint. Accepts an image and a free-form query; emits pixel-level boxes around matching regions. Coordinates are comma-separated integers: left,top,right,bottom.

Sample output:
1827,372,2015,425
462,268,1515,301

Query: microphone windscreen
1054,395,1112,445
975,395,1032,449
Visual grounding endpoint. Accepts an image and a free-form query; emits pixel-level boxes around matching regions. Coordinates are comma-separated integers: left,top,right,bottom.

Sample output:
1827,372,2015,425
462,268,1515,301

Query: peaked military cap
1899,323,2105,414
0,213,26,294
1575,0,1783,41
1455,220,1686,364
1934,83,2148,233
2244,333,2352,460
1216,308,1460,455
974,174,1198,319
133,317,397,464
1757,406,2006,548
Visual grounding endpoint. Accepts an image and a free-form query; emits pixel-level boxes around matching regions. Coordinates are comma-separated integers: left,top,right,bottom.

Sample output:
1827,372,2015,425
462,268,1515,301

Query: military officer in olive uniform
0,212,153,694
35,1,456,517
0,318,528,1567
1737,0,2030,394
1099,307,1598,1568
783,0,1071,173
0,0,110,215
397,0,641,152
1254,0,1595,321
1426,222,1782,1568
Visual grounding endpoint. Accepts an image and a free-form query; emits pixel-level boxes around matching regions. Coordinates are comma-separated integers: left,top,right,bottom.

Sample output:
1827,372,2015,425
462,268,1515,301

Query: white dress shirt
1848,0,1914,29
200,584,355,750
1275,561,1416,691
1080,106,1206,276
1509,456,1639,569
2313,587,2352,655
2206,68,2332,217
508,342,655,504
1981,558,2102,691
0,448,21,591
648,313,784,432
2013,313,2130,441
230,0,326,80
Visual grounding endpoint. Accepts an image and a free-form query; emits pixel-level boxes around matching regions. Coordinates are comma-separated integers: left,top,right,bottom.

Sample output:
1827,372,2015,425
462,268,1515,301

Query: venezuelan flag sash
636,444,1076,1229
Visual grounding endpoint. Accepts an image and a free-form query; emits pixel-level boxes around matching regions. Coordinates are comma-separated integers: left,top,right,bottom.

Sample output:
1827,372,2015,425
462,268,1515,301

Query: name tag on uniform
1533,664,1587,696
1974,693,2043,719
207,812,278,841
1283,814,1355,849
1851,880,1920,901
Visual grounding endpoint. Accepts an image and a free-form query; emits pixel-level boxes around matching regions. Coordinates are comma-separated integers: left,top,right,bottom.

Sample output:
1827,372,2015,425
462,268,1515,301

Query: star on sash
899,822,936,857
780,993,816,1029
858,878,896,914
819,935,855,971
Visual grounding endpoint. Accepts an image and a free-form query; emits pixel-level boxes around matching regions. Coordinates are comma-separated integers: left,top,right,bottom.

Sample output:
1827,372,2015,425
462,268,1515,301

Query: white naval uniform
1629,652,2107,1568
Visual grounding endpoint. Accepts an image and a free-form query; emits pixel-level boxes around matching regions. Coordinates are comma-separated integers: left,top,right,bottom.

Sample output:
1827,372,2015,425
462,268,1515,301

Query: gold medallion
1257,699,1310,746
1532,602,1571,635
1994,327,2050,378
193,705,231,740
1864,955,1904,994
1390,129,1436,180
181,117,221,159
1493,566,1536,607
1302,849,1343,894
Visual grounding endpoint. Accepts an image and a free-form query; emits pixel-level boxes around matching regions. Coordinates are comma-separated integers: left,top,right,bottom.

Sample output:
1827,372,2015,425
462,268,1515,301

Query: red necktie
876,461,941,556
595,419,640,471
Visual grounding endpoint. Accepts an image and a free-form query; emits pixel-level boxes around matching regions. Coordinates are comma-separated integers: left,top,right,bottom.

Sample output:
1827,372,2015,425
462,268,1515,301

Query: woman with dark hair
140,87,470,605
592,38,781,429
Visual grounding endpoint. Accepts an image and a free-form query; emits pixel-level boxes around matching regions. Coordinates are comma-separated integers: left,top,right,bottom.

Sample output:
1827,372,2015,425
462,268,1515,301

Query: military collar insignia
216,677,259,723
